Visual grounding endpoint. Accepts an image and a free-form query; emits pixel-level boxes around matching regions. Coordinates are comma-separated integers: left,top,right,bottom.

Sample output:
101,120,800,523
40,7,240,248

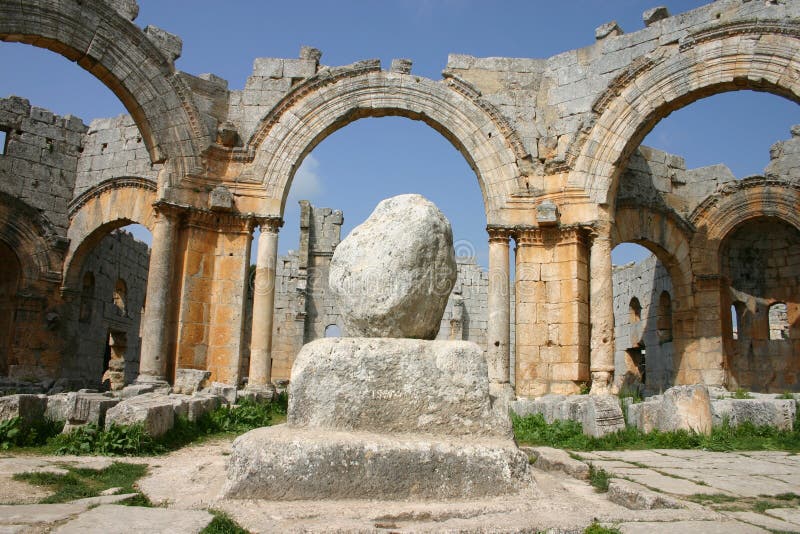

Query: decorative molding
688,176,800,227
68,177,157,218
679,20,800,52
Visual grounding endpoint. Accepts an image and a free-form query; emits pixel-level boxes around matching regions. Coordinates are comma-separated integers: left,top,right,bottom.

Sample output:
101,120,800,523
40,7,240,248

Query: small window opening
0,130,7,155
657,291,673,343
731,301,745,340
769,302,789,341
324,324,341,338
629,297,642,324
113,278,127,317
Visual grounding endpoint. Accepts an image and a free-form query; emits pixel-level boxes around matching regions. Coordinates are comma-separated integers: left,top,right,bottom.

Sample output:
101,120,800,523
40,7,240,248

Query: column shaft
487,231,511,386
137,208,178,383
248,223,279,387
589,224,615,393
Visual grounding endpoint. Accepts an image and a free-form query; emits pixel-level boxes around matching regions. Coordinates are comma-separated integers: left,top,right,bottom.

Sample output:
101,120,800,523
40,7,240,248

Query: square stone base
224,425,531,500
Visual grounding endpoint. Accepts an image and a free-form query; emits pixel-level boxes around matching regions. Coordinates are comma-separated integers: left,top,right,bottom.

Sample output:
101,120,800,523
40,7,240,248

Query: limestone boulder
711,398,796,431
657,385,712,434
329,194,456,339
289,338,511,438
172,369,211,395
0,394,46,426
224,426,530,500
104,393,175,437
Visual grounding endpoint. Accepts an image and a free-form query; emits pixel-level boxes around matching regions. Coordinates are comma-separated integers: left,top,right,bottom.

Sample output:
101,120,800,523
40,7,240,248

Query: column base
134,374,171,393
589,371,615,395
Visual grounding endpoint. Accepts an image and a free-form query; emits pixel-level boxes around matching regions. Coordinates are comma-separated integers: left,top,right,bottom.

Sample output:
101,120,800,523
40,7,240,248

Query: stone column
137,204,179,385
247,218,281,392
589,222,615,394
487,227,512,397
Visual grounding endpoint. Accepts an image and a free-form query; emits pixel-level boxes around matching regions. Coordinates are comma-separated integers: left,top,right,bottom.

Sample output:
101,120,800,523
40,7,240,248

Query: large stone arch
568,21,800,208
689,178,800,276
0,0,209,183
64,178,156,291
0,192,63,289
247,67,525,221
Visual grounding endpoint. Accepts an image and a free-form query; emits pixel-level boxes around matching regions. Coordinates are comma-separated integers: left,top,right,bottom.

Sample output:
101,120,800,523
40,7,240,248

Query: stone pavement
0,443,799,532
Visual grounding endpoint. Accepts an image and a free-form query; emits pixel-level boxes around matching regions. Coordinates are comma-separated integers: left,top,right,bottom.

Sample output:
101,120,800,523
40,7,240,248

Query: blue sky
1,0,798,268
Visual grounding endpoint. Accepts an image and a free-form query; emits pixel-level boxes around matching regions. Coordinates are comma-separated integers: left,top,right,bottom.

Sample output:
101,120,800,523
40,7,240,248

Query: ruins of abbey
1,0,799,396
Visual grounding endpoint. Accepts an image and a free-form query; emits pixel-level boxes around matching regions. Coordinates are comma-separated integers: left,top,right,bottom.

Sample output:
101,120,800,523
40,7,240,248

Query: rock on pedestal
224,338,529,500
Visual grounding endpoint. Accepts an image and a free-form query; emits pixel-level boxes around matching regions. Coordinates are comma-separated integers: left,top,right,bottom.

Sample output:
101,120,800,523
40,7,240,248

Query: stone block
582,394,625,437
45,393,75,422
173,369,211,395
711,399,796,431
283,59,316,78
289,338,511,438
104,0,139,20
608,478,683,510
390,58,413,74
168,394,220,422
0,394,47,426
224,426,529,500
65,393,119,428
643,6,670,26
252,58,283,78
595,21,623,40
658,385,712,434
143,25,182,62
525,446,589,480
120,384,155,399
104,394,175,437
205,382,237,405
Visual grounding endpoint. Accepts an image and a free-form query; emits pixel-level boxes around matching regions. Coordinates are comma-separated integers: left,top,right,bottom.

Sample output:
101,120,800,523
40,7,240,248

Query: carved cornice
68,177,157,219
443,75,534,175
204,61,382,165
512,224,589,246
688,175,800,227
679,20,800,52
153,200,277,234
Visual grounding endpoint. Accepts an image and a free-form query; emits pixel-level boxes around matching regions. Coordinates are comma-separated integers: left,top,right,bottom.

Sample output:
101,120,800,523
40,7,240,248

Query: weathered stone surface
289,338,510,438
711,399,796,431
607,478,683,510
329,194,456,340
172,369,211,395
224,425,530,500
104,393,174,437
0,395,46,426
53,505,213,534
658,385,712,434
524,446,589,480
168,394,220,422
64,393,119,429
120,384,156,399
205,382,237,405
510,394,624,437
44,393,75,422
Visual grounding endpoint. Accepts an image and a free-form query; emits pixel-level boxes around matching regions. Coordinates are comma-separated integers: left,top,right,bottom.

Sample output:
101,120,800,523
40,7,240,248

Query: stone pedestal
224,338,529,500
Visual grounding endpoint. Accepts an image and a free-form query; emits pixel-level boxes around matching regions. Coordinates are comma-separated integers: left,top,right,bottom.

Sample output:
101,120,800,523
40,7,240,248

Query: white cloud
287,154,323,201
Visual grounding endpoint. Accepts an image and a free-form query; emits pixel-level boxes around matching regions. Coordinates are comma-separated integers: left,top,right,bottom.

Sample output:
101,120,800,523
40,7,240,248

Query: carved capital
486,225,514,244
255,216,283,234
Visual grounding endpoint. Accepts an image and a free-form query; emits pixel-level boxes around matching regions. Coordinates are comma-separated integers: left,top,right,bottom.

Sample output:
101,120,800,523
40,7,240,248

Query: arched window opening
625,343,646,385
769,302,789,341
113,278,127,317
629,297,642,324
731,301,745,340
79,272,95,323
324,324,341,338
0,240,20,376
657,291,673,343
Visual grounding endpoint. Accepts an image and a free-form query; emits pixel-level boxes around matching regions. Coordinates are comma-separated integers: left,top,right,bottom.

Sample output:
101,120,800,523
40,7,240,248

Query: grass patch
584,521,620,534
0,417,64,450
588,463,611,492
49,394,287,457
686,492,800,513
778,392,796,400
512,412,800,452
13,462,148,504
732,388,753,399
202,509,251,534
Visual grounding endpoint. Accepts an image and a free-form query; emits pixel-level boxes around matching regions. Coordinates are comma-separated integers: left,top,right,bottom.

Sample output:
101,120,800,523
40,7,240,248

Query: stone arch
0,0,210,182
689,178,800,276
247,68,525,221
568,21,800,207
64,178,156,292
0,191,63,289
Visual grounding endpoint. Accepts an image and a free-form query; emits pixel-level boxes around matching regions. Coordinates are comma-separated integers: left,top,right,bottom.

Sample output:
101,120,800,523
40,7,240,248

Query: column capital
255,216,283,234
486,225,514,243
513,224,590,247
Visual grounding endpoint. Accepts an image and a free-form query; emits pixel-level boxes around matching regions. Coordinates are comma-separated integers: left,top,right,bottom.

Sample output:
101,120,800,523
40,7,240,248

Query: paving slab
698,475,799,497
616,519,770,533
765,508,800,525
53,505,214,534
623,471,719,496
725,510,800,532
0,502,88,525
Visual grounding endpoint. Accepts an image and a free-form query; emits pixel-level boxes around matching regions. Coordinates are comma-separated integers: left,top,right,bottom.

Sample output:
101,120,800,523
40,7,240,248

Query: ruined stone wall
74,114,160,197
0,96,85,233
722,218,800,392
65,229,150,389
612,256,674,394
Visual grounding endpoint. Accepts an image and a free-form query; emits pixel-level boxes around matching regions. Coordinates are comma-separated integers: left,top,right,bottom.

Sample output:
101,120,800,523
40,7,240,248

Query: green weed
588,463,611,492
584,521,620,534
14,462,148,504
202,509,251,534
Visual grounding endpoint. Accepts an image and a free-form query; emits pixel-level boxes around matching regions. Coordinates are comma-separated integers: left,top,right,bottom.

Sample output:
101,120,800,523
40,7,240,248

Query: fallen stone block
205,382,236,405
711,398,796,431
658,385,712,434
45,392,75,423
120,384,155,399
510,394,624,437
168,394,220,422
523,446,589,480
225,426,530,500
104,393,175,437
582,394,626,437
64,393,119,430
607,478,683,510
237,385,275,404
173,369,211,395
0,394,47,426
